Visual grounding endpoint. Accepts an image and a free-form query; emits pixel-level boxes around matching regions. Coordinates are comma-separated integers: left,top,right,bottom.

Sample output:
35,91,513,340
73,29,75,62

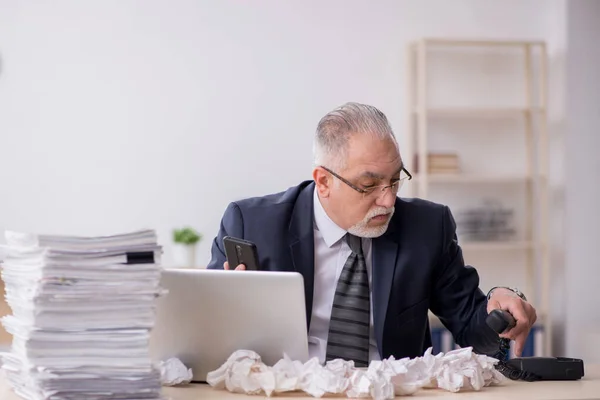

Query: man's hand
487,288,537,356
223,261,246,271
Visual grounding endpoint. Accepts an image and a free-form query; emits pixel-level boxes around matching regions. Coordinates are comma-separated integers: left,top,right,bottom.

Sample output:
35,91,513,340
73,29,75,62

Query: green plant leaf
172,227,202,245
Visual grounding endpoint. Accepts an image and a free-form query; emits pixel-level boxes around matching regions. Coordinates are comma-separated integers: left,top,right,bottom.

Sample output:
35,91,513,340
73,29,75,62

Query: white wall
565,0,600,362
0,0,565,260
0,0,571,349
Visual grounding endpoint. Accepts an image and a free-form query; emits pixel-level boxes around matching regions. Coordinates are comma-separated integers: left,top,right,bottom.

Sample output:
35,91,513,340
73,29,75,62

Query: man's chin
348,220,391,238
348,209,394,238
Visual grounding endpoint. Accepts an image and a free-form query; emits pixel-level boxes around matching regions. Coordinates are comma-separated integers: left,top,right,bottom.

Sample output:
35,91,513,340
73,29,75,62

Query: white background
0,0,597,359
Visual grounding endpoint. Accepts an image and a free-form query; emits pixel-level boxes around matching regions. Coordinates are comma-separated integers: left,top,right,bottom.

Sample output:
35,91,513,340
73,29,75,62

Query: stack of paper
0,229,164,400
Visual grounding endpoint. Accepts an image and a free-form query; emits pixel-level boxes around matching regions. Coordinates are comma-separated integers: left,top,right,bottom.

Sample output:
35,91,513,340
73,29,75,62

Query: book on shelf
413,153,461,174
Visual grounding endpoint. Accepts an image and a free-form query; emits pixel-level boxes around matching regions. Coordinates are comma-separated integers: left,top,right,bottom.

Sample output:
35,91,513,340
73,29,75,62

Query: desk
1,365,599,400
0,280,12,346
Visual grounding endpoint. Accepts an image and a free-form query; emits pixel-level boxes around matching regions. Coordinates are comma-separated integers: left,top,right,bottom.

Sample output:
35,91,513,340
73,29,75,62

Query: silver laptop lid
149,269,309,382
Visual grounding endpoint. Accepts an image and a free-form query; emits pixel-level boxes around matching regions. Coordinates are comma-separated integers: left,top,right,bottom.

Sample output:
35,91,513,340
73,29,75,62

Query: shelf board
412,107,545,118
460,241,535,251
413,174,534,184
421,38,546,47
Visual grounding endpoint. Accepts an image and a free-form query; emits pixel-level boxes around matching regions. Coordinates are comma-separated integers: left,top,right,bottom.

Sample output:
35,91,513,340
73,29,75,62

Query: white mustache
366,207,394,219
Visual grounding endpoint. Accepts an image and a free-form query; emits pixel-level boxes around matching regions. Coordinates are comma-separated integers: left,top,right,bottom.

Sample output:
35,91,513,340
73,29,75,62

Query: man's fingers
499,300,532,349
510,301,531,336
224,261,245,271
513,332,528,357
526,303,538,326
488,290,537,357
486,298,502,314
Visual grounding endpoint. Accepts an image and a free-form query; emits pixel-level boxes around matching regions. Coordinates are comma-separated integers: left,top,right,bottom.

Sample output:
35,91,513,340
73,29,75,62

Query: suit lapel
288,182,316,330
372,219,400,355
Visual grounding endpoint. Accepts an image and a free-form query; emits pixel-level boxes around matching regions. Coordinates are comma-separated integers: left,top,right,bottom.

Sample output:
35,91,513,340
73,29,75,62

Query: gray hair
313,102,398,170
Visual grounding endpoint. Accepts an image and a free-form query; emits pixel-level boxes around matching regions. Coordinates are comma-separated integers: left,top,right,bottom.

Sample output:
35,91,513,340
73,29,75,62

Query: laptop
149,269,309,382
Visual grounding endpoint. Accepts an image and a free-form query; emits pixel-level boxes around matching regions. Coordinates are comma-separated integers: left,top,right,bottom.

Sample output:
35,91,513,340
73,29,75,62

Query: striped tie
325,233,370,367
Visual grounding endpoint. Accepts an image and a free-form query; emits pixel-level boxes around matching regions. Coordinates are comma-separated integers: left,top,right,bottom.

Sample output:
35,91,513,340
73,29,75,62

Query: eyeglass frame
319,165,413,197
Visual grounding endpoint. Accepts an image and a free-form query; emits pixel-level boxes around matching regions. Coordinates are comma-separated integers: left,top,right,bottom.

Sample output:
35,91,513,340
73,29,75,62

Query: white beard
347,206,395,238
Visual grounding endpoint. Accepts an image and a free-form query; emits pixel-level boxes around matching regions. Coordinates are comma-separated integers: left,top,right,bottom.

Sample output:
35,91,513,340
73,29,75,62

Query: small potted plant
172,227,202,268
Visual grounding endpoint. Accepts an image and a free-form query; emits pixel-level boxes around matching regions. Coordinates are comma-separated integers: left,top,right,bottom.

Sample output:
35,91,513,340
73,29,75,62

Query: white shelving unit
414,174,537,184
406,38,551,356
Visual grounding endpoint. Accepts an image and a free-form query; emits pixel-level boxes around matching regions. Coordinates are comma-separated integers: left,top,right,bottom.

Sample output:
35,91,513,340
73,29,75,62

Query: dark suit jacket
207,181,500,359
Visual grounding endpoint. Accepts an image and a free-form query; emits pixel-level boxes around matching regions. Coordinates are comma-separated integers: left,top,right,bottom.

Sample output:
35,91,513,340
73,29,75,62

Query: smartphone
223,236,260,271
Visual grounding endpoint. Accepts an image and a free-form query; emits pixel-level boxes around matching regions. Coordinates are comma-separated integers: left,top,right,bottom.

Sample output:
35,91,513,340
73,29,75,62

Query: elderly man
207,102,537,366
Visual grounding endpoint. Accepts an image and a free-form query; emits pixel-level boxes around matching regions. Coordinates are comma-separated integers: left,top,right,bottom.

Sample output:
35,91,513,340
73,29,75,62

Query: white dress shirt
308,188,380,364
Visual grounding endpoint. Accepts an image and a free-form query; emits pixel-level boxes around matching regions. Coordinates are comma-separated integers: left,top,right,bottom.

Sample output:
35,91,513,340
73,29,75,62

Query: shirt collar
313,187,347,248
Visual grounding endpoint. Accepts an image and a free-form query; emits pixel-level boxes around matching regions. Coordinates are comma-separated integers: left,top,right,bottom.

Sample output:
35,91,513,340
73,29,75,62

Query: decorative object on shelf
456,200,516,242
172,227,202,268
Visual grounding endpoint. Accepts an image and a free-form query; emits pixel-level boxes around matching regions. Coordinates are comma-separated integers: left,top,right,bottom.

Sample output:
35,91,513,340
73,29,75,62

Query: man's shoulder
392,196,451,227
396,196,447,213
232,180,314,212
389,197,454,245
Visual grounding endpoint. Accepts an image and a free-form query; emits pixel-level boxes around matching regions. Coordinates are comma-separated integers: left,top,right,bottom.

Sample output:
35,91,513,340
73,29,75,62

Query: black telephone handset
486,309,585,381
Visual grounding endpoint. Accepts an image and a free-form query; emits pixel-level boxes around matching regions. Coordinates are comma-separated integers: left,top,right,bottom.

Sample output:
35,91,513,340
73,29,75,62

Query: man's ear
312,167,331,198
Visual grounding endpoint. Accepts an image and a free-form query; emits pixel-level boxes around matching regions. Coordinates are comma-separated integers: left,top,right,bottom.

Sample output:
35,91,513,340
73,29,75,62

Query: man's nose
375,187,396,208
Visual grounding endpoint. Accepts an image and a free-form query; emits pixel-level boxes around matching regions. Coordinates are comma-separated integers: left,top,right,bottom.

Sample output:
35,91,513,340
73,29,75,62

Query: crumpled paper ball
206,346,504,399
158,357,193,386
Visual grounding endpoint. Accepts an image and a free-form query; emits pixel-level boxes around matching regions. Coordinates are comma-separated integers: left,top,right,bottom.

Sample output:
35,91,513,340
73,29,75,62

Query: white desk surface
1,365,599,400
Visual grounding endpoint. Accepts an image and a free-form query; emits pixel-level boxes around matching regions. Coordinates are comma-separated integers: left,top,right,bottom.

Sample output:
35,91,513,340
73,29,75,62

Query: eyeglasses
320,165,412,199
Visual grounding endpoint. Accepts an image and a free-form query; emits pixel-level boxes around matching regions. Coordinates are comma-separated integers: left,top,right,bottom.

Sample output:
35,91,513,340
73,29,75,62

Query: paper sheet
159,358,193,386
206,347,504,399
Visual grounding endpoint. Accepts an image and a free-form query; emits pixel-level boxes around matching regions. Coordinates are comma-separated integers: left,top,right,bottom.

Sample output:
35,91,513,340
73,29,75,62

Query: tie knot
345,233,363,256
